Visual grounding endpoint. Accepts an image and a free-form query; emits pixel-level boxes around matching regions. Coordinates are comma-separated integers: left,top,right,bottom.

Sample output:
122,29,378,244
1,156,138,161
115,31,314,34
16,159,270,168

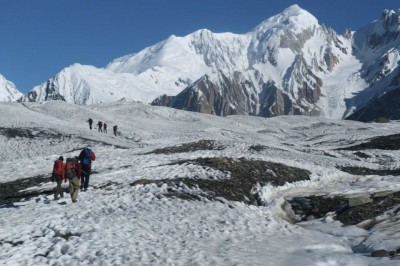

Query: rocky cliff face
152,73,254,116
369,10,400,49
346,69,400,122
344,9,400,121
18,80,65,102
347,89,400,122
153,64,323,118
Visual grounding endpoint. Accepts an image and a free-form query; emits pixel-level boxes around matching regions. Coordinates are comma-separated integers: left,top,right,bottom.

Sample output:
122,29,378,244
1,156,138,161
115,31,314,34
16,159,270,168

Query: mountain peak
283,4,303,16
192,28,213,38
0,73,22,102
381,8,400,31
254,5,319,34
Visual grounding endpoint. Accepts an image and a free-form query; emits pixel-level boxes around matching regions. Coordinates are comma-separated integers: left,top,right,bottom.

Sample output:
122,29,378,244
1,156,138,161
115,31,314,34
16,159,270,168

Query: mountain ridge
3,5,400,121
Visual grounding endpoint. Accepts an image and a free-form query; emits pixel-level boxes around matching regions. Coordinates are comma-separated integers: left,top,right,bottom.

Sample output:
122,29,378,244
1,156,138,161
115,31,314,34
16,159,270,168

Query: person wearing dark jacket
78,145,96,191
87,118,93,130
97,121,103,132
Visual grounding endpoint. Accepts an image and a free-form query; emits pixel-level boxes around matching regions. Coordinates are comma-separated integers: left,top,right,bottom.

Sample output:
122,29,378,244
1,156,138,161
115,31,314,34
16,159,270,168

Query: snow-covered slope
1,101,400,265
17,64,175,104
0,73,22,102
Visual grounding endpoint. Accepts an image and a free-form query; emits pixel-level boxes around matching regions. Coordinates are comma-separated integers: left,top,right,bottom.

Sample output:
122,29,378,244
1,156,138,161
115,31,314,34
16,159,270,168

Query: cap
59,156,64,161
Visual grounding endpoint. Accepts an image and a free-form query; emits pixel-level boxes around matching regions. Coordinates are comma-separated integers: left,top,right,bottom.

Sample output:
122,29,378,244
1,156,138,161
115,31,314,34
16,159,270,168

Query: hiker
87,118,93,130
113,125,118,136
52,156,66,200
78,145,96,191
65,157,81,203
97,121,103,132
103,123,107,133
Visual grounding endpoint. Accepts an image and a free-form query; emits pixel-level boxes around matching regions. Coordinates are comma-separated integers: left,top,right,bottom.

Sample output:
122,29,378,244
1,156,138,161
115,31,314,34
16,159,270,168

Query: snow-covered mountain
345,9,400,121
152,6,400,120
0,73,22,102
17,64,173,105
18,5,400,120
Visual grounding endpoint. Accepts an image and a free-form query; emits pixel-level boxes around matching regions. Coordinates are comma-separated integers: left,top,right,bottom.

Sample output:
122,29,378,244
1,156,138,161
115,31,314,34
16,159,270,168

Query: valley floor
1,101,400,265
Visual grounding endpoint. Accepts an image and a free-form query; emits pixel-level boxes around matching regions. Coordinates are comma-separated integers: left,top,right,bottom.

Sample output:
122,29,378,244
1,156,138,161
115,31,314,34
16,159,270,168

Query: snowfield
1,101,400,265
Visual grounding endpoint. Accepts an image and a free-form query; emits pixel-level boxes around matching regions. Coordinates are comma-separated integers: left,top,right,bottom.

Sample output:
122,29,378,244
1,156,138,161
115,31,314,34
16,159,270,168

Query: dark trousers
54,176,64,199
81,165,91,190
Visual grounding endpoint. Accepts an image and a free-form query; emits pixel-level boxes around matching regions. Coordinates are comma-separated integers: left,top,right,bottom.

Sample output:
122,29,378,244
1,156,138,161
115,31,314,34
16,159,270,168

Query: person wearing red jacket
78,145,96,191
52,156,66,200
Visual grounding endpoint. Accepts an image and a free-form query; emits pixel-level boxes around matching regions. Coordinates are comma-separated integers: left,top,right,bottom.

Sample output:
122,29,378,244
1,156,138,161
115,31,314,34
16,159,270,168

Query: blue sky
1,0,399,93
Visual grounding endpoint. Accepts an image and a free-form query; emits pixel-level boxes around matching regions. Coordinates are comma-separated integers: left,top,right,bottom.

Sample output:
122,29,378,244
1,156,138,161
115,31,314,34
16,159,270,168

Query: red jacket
52,159,66,180
78,148,96,168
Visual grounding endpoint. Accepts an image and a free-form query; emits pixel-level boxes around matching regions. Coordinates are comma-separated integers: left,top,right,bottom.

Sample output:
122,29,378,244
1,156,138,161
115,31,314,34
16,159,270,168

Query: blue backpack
81,147,92,165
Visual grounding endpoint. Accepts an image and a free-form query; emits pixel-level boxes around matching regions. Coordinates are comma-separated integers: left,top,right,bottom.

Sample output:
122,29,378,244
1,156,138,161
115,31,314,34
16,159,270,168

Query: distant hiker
97,121,103,132
78,145,96,191
113,125,118,136
52,156,66,200
65,157,81,203
103,123,107,133
87,118,93,130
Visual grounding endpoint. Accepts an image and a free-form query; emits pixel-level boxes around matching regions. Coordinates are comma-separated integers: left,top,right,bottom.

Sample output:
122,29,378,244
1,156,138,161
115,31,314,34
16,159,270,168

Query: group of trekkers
86,118,118,136
51,145,96,203
51,117,118,202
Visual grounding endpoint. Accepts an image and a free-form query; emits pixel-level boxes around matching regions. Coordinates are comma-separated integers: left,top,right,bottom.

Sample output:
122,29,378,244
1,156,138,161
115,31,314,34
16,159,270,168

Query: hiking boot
72,199,78,203
54,197,60,201
84,188,88,192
